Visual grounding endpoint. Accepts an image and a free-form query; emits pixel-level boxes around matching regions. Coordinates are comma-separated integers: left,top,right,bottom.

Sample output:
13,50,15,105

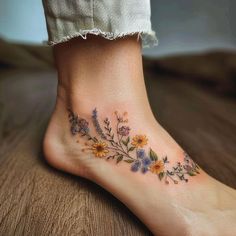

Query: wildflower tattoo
68,108,200,184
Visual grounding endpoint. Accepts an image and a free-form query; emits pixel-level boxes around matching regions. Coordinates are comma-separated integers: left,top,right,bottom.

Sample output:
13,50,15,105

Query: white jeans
42,0,157,47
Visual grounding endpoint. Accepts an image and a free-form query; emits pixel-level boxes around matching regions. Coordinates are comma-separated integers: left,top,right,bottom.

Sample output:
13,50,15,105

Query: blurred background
0,0,235,56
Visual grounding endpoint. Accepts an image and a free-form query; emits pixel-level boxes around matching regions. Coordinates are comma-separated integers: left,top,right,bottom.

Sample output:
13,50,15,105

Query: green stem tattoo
68,108,200,184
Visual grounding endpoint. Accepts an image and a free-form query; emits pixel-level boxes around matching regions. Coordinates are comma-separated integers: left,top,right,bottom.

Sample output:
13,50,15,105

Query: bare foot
43,36,236,236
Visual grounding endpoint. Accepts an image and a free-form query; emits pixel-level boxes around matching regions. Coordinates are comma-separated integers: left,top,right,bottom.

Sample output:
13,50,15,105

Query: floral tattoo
68,108,200,184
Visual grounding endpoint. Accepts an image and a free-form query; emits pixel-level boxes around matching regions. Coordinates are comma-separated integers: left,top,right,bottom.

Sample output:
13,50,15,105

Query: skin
43,35,236,236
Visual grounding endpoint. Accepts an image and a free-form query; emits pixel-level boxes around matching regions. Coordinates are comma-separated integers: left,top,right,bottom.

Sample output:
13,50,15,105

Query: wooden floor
0,68,236,236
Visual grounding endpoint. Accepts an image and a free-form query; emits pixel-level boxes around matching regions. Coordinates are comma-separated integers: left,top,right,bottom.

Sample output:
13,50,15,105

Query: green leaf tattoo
150,148,158,161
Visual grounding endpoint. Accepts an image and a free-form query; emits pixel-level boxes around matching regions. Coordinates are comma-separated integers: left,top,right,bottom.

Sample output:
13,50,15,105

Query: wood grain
0,68,235,235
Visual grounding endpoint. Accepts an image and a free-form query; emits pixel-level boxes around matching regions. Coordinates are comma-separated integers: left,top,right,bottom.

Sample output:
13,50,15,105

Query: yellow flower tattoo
149,160,165,174
131,135,148,148
92,141,109,158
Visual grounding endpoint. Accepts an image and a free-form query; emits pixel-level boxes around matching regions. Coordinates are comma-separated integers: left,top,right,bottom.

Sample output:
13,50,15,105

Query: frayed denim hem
46,28,158,48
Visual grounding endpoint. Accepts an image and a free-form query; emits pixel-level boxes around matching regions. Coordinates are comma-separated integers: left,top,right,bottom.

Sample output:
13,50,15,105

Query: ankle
54,35,151,108
53,35,143,82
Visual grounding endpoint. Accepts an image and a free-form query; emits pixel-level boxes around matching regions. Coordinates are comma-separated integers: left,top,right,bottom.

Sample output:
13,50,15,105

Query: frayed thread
45,28,158,48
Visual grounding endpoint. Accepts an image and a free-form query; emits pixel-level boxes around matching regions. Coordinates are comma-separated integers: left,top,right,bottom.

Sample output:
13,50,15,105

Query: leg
44,36,236,235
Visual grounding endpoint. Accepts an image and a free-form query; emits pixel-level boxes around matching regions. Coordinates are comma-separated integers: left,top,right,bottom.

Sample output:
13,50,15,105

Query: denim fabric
42,0,157,47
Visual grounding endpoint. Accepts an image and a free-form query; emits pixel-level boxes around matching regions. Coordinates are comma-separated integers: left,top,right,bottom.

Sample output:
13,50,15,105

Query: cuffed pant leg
42,0,157,47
